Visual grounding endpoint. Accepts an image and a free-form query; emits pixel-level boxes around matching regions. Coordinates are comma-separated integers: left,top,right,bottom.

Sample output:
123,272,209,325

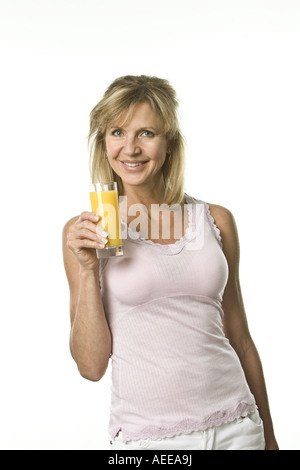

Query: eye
111,129,123,137
141,130,154,137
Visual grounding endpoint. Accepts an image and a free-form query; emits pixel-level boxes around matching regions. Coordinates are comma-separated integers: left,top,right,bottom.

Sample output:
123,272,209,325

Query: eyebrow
109,126,162,135
109,125,157,130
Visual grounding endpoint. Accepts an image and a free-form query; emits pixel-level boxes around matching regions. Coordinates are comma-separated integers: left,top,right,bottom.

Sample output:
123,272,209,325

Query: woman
62,75,279,450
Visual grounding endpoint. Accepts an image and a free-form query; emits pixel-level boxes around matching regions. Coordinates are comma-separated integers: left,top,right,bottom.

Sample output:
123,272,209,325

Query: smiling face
105,101,168,196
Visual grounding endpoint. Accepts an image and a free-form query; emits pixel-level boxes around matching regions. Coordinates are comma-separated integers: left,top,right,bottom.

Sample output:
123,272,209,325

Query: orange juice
89,182,123,257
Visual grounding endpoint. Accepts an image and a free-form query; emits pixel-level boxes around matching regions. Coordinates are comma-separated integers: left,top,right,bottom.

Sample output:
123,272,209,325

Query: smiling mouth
121,161,148,168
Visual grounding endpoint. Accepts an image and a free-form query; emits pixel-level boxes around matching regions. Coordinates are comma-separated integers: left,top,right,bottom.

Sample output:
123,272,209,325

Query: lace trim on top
204,202,223,248
120,195,223,255
111,401,257,442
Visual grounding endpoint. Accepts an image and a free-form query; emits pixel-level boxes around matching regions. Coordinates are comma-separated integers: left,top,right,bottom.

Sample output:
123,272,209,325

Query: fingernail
96,226,108,237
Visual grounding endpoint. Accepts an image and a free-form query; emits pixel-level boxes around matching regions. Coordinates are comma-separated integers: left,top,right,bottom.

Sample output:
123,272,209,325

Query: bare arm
209,204,279,450
62,212,111,381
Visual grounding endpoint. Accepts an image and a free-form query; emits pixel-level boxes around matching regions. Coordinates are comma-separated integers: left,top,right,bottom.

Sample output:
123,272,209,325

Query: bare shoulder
207,203,240,260
207,203,236,232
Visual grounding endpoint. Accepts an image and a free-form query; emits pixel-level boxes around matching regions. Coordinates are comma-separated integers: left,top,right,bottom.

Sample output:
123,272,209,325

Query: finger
70,218,100,236
67,237,106,251
68,223,108,245
76,219,109,241
69,226,105,243
76,211,100,224
96,225,109,238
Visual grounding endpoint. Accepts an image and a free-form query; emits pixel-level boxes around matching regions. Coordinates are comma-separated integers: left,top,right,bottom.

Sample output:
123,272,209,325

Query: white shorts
109,410,265,450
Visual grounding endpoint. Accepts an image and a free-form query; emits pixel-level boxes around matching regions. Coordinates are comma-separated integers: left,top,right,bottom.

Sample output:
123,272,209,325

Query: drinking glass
89,182,123,258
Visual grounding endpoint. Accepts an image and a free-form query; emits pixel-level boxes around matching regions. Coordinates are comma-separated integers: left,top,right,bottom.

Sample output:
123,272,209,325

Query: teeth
124,162,144,167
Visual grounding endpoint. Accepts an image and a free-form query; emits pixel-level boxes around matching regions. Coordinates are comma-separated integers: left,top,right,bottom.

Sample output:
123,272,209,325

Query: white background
0,0,299,450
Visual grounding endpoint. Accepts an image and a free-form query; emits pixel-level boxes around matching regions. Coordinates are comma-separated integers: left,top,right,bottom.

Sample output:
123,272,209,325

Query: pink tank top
100,195,256,442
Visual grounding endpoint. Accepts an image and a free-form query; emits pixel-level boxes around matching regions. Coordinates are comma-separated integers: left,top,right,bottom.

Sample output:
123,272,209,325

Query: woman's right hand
66,211,108,271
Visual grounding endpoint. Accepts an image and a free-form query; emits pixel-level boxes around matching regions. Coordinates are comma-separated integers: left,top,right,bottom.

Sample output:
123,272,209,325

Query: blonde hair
88,75,186,205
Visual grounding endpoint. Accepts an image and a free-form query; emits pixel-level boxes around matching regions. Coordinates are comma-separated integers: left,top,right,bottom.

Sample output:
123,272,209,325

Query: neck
119,182,187,244
122,181,165,210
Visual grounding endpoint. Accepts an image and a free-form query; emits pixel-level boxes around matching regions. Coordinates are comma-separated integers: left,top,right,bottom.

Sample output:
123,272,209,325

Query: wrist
264,430,279,450
79,265,100,282
264,438,279,450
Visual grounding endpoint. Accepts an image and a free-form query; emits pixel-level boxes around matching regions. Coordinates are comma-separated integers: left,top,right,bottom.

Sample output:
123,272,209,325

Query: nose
123,134,141,156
